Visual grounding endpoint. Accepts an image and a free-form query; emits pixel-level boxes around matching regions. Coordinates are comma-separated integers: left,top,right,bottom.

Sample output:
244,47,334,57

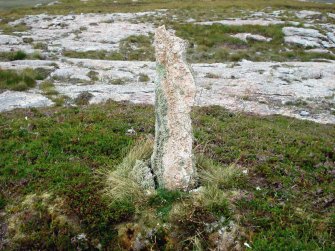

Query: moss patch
0,68,48,91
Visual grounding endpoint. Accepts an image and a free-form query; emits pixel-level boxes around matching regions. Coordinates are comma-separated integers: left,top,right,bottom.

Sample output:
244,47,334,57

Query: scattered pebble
244,242,252,248
300,111,310,116
126,128,136,136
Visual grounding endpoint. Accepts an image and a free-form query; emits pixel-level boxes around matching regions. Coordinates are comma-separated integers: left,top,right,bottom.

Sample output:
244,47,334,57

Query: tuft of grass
13,50,27,60
119,35,155,61
74,91,94,106
0,68,48,91
148,188,184,220
0,50,45,61
52,95,70,107
0,21,28,34
39,80,59,96
87,70,99,82
0,50,26,61
205,73,220,79
200,185,231,218
33,42,48,50
110,78,127,85
138,73,150,82
102,137,154,204
199,163,246,189
63,50,123,60
22,37,33,44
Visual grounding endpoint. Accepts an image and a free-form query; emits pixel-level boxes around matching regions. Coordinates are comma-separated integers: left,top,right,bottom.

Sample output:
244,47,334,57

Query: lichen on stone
151,25,197,191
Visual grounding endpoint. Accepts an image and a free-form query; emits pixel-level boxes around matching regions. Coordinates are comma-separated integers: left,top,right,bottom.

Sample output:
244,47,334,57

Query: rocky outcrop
283,27,335,48
0,91,53,112
151,26,197,190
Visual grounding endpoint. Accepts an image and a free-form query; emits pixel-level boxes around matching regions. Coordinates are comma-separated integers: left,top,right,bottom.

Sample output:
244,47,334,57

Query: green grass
138,73,150,82
174,23,335,62
0,50,27,61
87,70,99,82
33,42,48,50
39,80,59,95
63,50,123,60
0,21,28,34
0,102,334,250
74,91,94,106
1,0,334,18
0,68,48,91
0,50,44,61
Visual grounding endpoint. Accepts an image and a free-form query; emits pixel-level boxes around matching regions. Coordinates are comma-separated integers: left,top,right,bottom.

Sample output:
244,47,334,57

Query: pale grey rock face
0,35,22,45
0,59,334,124
296,10,321,19
283,27,335,48
8,12,156,54
306,48,331,54
327,32,335,44
284,35,321,48
51,68,91,82
283,27,325,38
197,19,285,26
231,33,272,42
151,26,197,190
0,91,53,112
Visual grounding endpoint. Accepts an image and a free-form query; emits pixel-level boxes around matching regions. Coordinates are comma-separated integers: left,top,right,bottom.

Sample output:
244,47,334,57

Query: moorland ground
0,0,334,250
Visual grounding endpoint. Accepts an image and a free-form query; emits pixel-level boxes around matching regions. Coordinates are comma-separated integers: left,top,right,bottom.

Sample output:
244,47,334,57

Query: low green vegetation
33,42,48,50
39,80,70,106
174,23,335,62
39,80,59,96
119,35,155,61
0,102,334,250
87,70,99,82
0,50,44,61
0,68,48,91
138,73,150,82
110,78,127,85
74,91,94,105
63,50,123,60
0,51,27,61
0,21,28,34
1,0,334,18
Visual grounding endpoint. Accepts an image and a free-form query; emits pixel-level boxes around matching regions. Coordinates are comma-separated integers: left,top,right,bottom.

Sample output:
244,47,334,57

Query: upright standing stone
151,25,197,190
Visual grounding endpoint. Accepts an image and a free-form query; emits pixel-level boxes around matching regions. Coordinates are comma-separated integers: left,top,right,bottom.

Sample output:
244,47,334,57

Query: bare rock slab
0,91,53,112
151,26,197,190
